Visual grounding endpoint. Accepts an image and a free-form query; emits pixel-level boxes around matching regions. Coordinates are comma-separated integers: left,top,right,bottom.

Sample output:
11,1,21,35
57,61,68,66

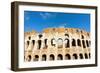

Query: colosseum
24,28,91,62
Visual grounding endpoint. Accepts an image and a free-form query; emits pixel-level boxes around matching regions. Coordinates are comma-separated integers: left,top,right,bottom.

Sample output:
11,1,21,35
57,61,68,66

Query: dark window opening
28,36,31,40
65,54,71,60
65,39,70,48
89,53,91,58
38,40,41,49
44,39,48,49
57,54,63,60
42,54,46,61
86,40,89,47
73,54,78,59
34,55,39,61
27,55,31,61
85,53,88,59
44,39,47,45
50,54,55,61
72,39,76,46
39,34,43,38
81,35,84,39
32,40,35,46
77,39,81,46
27,41,29,46
82,40,86,48
79,53,83,59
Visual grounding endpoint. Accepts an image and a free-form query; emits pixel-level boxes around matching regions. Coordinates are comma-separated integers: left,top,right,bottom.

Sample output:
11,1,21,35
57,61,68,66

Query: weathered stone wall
24,28,91,62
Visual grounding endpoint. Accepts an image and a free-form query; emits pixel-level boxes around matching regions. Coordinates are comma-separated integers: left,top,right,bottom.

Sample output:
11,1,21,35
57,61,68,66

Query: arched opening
38,40,42,49
79,53,83,59
65,54,71,60
28,36,31,40
77,39,81,46
82,40,86,48
27,41,29,46
89,53,91,58
57,54,63,60
44,39,47,45
81,35,84,39
27,55,31,62
51,38,56,46
34,55,39,61
73,54,78,59
42,54,46,61
49,54,55,61
65,34,69,37
65,39,70,48
84,53,88,59
32,40,35,46
58,38,63,48
38,34,43,38
86,40,89,47
72,39,76,46
44,39,48,49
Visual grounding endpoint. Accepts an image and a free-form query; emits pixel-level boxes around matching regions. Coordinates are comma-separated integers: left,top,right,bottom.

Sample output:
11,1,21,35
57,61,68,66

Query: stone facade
24,28,91,62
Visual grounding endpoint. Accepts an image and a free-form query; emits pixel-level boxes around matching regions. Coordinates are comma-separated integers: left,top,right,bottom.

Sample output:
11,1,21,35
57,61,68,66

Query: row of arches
26,38,91,49
26,53,91,62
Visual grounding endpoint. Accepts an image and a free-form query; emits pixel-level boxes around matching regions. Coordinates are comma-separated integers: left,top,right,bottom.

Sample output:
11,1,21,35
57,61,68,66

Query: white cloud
39,12,56,19
59,25,65,28
58,23,68,28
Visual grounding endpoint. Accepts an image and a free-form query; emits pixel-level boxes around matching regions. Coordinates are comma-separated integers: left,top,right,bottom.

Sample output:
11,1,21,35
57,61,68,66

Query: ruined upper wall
24,28,90,38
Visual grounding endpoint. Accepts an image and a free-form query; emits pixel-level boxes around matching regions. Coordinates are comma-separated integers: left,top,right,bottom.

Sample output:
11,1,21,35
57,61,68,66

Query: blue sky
24,11,90,33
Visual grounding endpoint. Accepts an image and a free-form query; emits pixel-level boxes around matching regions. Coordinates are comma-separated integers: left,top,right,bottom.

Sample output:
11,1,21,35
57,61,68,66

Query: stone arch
89,53,91,58
33,55,39,61
44,39,47,45
51,38,56,46
84,53,88,59
28,36,31,40
42,54,47,61
32,40,35,46
73,53,78,59
58,38,63,48
81,35,84,39
86,40,89,47
72,39,76,46
82,40,86,48
65,33,69,37
65,39,70,48
38,40,42,49
57,54,63,60
79,53,83,59
65,54,71,60
49,54,55,61
27,41,29,46
38,34,43,38
77,39,81,46
44,39,48,49
27,55,31,62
